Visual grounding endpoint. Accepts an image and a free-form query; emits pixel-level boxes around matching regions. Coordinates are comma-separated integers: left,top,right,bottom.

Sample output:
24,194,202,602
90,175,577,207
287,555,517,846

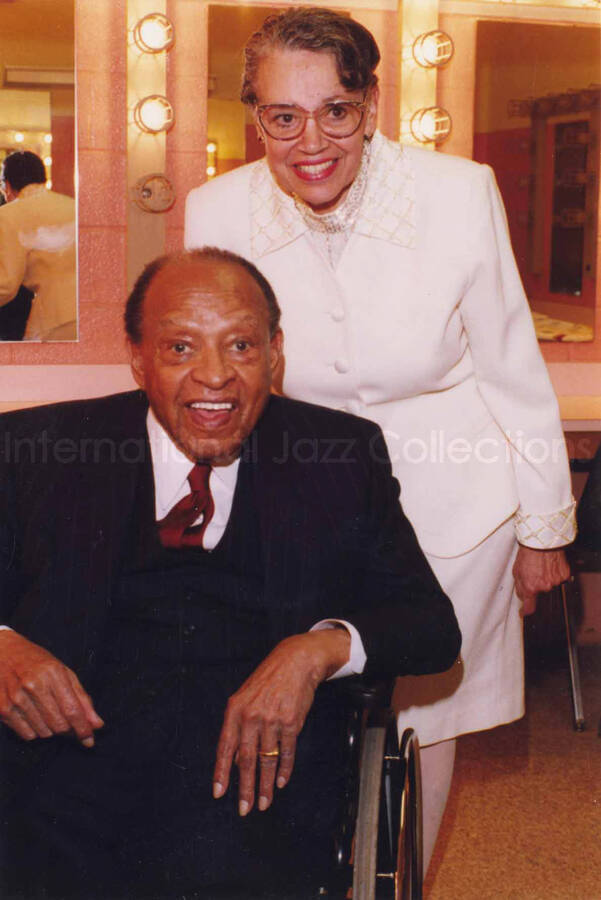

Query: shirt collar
146,408,240,515
249,130,416,258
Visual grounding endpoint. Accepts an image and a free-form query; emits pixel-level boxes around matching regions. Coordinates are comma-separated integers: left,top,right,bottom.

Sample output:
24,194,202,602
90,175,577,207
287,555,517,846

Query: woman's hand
512,546,570,616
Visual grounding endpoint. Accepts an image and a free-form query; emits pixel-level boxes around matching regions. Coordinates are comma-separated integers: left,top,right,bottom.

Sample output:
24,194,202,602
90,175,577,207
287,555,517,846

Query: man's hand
0,630,104,746
513,546,570,616
213,628,350,817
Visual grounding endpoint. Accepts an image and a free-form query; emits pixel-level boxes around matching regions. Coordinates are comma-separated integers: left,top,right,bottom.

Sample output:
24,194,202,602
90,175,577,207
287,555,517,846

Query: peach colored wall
165,0,208,253
437,12,601,366
352,8,400,140
437,14,476,160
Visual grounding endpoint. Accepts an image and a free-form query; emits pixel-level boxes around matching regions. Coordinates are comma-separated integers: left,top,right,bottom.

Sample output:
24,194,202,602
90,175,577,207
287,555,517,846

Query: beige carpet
425,642,601,899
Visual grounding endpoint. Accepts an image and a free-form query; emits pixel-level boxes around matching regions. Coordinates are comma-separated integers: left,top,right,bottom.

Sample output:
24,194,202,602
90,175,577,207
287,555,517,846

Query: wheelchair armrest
338,676,394,713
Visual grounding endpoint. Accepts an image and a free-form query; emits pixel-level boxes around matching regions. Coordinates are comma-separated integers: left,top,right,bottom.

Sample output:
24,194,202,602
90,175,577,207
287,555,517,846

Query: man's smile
184,400,237,430
188,401,234,410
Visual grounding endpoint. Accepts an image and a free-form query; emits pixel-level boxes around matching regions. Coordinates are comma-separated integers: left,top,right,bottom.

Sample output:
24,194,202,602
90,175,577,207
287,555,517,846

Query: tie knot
188,463,211,493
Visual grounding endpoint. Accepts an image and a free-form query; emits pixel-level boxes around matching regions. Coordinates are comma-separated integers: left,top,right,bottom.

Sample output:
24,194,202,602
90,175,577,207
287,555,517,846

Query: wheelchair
324,680,423,900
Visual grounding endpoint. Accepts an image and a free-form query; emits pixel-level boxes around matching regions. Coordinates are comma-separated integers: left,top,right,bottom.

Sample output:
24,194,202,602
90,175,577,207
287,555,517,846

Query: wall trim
2,365,136,402
1,362,599,419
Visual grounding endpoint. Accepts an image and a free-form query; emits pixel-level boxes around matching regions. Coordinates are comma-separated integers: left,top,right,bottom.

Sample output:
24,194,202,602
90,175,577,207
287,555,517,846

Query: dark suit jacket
0,391,459,688
0,392,460,896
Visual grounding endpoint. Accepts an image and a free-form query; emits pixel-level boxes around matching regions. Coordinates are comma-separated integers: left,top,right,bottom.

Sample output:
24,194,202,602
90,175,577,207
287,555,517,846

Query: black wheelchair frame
325,681,423,900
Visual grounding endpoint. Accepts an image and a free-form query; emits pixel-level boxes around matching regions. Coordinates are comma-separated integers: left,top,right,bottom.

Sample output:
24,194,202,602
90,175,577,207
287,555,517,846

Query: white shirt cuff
310,618,367,679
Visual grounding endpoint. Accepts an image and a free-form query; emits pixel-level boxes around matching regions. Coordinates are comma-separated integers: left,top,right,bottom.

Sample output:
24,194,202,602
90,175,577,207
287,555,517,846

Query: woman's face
253,48,378,213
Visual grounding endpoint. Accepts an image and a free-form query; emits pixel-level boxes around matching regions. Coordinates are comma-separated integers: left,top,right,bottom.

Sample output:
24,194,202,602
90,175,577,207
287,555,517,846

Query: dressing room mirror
206,5,284,178
0,0,76,342
474,20,600,343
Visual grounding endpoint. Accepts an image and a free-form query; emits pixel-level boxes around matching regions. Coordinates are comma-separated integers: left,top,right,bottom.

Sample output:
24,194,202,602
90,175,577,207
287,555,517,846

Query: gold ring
258,748,280,758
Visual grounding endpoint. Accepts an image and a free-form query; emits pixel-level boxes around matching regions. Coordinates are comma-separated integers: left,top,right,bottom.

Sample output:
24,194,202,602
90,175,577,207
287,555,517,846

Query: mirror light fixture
412,31,454,68
207,140,218,178
133,13,175,54
410,107,452,144
134,95,175,133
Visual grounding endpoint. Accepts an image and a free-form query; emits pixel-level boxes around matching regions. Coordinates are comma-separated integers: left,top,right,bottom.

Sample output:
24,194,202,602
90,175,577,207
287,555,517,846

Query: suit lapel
26,392,151,677
245,399,299,621
246,397,326,638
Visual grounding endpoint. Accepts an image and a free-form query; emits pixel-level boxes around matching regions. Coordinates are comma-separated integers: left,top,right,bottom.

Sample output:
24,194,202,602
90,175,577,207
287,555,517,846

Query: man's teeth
190,402,233,410
296,160,333,175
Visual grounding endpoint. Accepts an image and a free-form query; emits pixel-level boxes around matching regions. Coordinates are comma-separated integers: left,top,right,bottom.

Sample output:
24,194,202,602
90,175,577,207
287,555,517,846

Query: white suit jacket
185,132,575,558
0,185,76,341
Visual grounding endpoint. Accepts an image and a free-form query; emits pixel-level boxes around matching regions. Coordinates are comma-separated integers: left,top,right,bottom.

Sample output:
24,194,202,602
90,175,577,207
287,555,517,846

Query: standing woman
185,7,575,871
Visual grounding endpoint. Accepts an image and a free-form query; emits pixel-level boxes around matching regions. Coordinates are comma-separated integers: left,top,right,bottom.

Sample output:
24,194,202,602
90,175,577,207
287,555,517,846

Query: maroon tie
158,464,215,548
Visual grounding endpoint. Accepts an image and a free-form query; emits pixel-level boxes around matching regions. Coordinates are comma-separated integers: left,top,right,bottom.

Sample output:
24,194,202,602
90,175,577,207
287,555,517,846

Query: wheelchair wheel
352,722,422,900
352,723,387,899
397,729,423,900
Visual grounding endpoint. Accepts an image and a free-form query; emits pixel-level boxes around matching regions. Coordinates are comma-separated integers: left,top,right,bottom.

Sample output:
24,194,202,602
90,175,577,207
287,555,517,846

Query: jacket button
330,308,345,322
334,359,350,374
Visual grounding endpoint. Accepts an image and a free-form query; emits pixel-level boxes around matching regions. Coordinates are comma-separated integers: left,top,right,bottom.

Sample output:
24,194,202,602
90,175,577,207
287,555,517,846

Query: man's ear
269,329,283,373
3,180,17,203
127,339,146,390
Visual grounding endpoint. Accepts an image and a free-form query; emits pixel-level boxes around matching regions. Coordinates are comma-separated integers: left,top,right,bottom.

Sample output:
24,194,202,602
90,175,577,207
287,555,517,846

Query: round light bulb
412,31,454,68
44,133,53,144
134,95,175,134
207,142,217,154
410,107,452,144
206,165,216,177
133,13,174,53
14,132,24,143
44,156,52,167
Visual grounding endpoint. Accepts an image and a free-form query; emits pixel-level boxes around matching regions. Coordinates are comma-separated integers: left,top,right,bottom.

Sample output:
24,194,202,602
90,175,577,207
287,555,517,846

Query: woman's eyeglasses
256,95,368,141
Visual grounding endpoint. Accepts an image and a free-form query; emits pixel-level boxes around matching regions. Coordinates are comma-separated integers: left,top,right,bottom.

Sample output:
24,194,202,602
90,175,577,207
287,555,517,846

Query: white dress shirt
147,410,366,678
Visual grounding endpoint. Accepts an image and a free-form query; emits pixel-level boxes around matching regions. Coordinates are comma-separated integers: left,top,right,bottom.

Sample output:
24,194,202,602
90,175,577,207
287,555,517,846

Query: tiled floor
425,640,601,899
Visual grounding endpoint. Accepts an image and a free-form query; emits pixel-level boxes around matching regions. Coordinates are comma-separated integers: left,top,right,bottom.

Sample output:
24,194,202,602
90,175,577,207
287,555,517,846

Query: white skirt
394,516,524,747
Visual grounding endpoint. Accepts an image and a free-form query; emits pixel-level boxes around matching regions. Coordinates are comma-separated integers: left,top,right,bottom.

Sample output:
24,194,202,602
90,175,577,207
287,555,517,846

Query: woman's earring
257,133,264,143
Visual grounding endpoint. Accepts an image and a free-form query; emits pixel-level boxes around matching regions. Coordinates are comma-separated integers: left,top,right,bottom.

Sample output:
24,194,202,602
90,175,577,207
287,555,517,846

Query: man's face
129,258,282,465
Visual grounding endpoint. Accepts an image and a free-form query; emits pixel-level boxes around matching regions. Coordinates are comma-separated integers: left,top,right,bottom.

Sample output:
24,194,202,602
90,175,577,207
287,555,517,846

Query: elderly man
0,150,76,341
0,248,459,899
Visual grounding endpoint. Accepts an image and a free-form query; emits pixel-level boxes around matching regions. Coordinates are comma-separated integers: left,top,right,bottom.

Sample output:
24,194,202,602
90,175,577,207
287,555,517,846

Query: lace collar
249,130,416,258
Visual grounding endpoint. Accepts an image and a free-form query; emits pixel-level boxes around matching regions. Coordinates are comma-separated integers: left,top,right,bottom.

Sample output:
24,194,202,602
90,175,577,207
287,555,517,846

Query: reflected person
0,150,76,341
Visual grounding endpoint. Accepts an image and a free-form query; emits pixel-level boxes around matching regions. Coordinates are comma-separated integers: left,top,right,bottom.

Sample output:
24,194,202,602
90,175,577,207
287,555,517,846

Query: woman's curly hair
240,7,380,106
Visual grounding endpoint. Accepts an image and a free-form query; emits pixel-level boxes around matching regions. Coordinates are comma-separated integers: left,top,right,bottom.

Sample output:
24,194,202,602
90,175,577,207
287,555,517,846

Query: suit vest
103,459,272,675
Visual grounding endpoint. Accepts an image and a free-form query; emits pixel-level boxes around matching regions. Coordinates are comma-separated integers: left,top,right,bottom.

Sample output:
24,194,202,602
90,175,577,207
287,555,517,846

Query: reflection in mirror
0,0,76,342
474,21,599,343
207,5,287,180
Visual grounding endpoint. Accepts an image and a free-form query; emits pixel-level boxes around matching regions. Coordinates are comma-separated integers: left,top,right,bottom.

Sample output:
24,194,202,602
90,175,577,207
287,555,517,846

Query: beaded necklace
292,137,371,234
